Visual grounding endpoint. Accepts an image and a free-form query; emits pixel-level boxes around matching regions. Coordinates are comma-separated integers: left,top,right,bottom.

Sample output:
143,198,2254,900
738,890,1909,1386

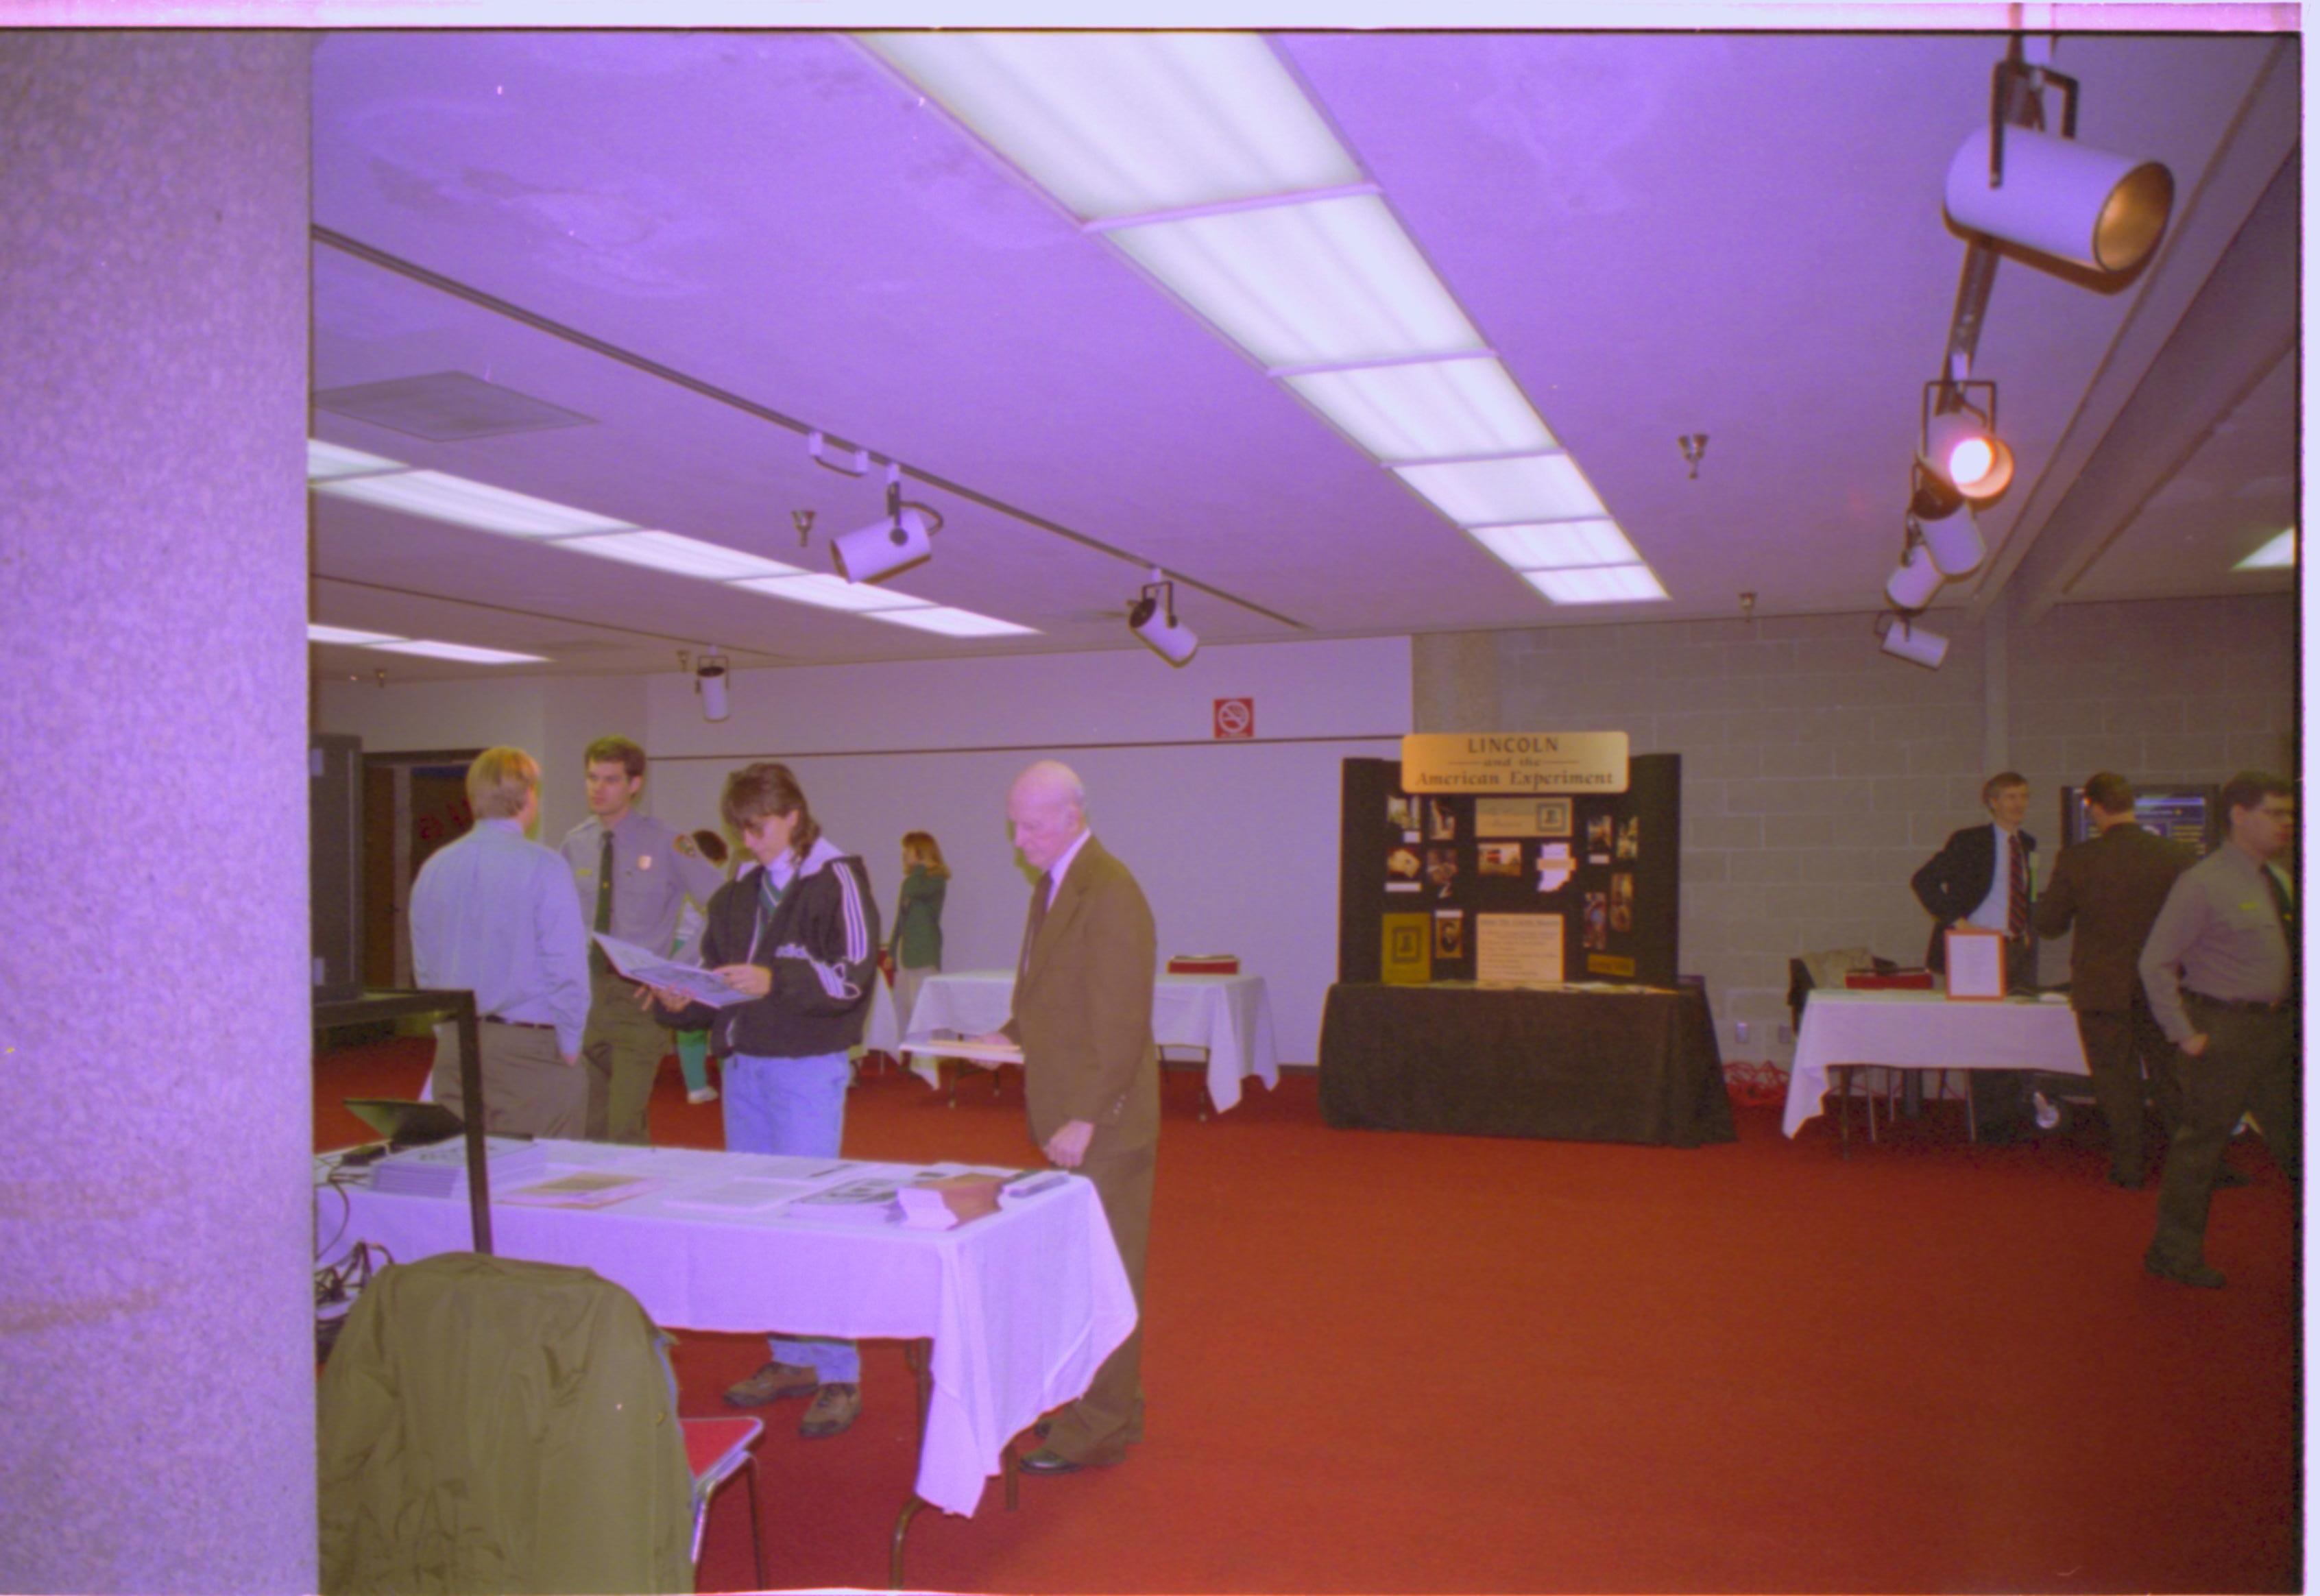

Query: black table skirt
1318,983,1736,1147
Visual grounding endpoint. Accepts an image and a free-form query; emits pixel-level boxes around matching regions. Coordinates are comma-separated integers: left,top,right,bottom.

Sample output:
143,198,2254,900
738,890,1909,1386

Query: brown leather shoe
724,1360,819,1407
799,1381,860,1438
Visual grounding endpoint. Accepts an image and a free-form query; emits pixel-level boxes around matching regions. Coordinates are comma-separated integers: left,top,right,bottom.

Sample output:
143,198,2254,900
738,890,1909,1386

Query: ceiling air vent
313,372,596,442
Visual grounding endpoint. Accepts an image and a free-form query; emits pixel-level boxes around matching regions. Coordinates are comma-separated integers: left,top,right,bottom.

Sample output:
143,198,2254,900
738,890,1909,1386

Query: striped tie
1017,871,1052,980
2006,832,2028,941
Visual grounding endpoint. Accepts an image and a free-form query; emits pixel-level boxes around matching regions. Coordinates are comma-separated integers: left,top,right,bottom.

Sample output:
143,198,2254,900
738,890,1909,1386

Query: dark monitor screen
2061,786,2216,852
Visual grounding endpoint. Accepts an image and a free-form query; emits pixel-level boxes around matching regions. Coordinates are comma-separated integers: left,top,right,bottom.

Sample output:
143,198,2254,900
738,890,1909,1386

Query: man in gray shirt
561,736,726,1144
411,747,591,1137
2137,771,2298,1288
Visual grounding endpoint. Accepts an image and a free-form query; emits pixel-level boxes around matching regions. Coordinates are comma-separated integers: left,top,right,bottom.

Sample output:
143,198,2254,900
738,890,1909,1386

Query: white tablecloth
314,1142,1136,1517
1782,988,2090,1137
899,969,1281,1113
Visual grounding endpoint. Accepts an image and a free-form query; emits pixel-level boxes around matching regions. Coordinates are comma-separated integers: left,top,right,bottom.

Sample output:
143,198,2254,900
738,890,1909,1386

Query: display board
1338,752,1680,988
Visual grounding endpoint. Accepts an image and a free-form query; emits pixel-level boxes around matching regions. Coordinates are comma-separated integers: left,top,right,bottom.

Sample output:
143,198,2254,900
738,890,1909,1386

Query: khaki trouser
582,967,670,1144
2149,998,2299,1268
431,1020,586,1140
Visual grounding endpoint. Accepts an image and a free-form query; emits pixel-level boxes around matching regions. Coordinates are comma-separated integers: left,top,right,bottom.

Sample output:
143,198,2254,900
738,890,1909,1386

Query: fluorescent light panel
1394,455,1606,527
306,439,408,481
553,530,806,582
859,32,1357,221
369,639,549,664
731,573,933,614
1111,195,1480,370
1470,520,1639,570
2234,529,2295,570
873,606,1039,638
1287,359,1555,461
1523,566,1667,605
307,623,407,645
313,470,633,539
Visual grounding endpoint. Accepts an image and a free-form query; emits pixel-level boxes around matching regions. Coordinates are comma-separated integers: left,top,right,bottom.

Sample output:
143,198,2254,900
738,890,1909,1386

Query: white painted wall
319,636,1414,1064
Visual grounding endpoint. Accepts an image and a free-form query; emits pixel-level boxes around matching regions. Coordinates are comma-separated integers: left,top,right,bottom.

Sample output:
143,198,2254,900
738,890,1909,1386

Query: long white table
899,969,1281,1113
1782,987,2090,1139
313,1141,1135,1519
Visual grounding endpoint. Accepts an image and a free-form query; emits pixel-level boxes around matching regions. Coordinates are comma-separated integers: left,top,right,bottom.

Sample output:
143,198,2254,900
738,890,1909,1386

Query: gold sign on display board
1400,732,1629,794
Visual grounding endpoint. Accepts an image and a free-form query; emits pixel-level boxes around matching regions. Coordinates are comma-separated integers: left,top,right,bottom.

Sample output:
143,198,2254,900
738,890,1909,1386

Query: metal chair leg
741,1452,766,1592
891,1496,927,1590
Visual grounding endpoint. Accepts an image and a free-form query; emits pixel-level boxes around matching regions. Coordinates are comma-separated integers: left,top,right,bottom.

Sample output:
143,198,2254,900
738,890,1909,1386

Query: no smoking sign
1212,697,1254,740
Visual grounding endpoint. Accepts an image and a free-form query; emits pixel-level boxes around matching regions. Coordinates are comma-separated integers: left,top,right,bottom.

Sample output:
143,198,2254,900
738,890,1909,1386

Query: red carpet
316,1042,2300,1593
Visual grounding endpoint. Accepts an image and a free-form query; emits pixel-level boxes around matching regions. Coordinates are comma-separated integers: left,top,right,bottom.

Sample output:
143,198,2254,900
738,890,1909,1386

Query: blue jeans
723,1050,859,1383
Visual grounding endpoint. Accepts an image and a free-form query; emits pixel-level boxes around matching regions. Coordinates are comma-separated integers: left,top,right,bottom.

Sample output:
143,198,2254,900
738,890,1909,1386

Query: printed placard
1401,732,1628,794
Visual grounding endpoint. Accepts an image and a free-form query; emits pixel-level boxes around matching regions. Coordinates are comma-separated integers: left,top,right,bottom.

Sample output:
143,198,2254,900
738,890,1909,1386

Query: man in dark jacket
1911,771,2038,1141
2033,773,2198,1185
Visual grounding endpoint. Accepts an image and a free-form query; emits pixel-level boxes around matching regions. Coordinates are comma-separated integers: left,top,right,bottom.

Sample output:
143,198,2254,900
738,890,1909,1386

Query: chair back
319,1252,694,1595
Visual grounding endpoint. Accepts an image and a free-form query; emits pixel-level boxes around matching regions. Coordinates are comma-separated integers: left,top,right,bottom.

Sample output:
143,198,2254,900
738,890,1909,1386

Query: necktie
590,828,615,976
2263,864,2297,1002
2006,832,2028,941
1017,871,1052,980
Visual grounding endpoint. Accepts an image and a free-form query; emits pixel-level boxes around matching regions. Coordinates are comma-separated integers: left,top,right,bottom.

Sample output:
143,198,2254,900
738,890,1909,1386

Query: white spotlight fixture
1128,569,1198,665
1920,380,2014,503
692,649,730,723
1885,537,1943,612
1876,613,1949,671
830,464,943,585
1909,463,1987,578
1944,57,2173,276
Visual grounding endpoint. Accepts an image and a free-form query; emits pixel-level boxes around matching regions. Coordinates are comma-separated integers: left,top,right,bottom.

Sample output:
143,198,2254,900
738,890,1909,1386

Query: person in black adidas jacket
651,761,880,1436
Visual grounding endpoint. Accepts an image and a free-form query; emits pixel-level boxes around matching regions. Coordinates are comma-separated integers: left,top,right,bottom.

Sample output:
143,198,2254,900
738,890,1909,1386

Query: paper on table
1944,929,2007,1000
592,933,749,1008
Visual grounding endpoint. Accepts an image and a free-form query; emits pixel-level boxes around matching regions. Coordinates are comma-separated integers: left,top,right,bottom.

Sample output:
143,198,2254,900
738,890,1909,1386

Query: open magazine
592,932,751,1008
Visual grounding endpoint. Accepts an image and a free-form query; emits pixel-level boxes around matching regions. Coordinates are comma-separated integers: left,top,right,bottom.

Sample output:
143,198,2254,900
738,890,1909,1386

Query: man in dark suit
2033,772,2198,1185
980,760,1159,1473
1911,771,2038,1141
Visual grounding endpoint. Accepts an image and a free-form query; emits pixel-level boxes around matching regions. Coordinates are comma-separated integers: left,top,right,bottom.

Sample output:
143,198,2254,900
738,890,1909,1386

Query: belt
483,1015,555,1030
2184,990,2292,1015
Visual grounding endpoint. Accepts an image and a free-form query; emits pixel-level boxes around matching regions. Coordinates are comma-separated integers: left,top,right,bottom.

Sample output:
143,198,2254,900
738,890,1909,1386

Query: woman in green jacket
889,831,949,1035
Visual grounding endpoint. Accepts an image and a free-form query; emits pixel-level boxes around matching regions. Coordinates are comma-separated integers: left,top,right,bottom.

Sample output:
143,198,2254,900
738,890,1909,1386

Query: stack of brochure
371,1136,550,1198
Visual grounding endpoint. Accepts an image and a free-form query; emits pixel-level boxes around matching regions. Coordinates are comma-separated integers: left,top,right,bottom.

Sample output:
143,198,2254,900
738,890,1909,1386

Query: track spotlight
1920,380,2014,503
1128,570,1198,665
1885,538,1942,612
1876,614,1948,670
1908,462,1985,577
831,465,943,585
1944,57,2173,276
693,649,730,722
1918,501,1985,579
832,506,937,583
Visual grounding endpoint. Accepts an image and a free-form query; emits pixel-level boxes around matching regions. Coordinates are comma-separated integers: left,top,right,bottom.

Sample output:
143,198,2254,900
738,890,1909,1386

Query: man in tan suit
979,760,1158,1473
2033,772,2198,1187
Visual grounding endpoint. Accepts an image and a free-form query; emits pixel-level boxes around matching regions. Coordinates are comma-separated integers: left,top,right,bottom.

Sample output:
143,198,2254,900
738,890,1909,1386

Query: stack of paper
371,1136,550,1198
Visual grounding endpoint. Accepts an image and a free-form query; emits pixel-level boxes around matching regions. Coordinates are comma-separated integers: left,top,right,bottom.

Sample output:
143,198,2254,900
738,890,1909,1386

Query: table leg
1836,1065,1851,1160
889,1337,939,1589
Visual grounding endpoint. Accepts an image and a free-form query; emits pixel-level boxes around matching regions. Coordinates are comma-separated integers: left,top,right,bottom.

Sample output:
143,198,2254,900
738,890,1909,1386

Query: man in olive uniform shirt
2033,772,2197,1186
2138,771,2297,1288
561,736,725,1144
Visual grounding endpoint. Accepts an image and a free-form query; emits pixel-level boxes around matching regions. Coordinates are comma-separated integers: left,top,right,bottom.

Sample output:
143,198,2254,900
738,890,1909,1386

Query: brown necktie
1017,871,1052,980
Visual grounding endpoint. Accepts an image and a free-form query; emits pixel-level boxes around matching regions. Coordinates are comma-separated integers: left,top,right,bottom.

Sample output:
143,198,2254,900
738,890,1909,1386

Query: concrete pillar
0,33,315,1593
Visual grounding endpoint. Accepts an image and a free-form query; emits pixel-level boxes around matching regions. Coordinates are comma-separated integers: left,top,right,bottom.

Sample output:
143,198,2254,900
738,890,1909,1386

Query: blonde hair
902,830,950,878
466,747,540,821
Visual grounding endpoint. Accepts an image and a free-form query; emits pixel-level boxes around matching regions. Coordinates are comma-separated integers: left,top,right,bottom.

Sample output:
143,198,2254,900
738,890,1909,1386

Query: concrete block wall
1413,592,2297,1063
